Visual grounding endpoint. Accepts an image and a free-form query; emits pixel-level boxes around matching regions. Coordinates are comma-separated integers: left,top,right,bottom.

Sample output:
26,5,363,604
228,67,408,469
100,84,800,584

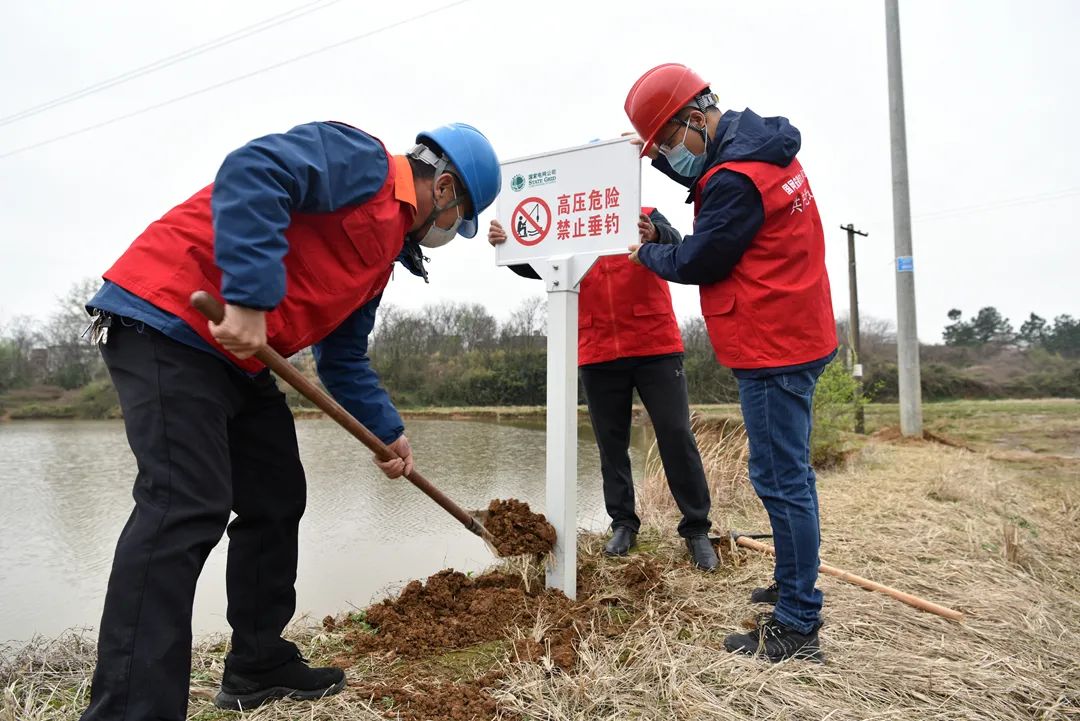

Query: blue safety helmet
415,123,501,239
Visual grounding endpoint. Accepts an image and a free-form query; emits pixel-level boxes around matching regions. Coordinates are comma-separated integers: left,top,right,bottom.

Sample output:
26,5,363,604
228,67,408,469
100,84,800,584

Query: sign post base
536,255,596,600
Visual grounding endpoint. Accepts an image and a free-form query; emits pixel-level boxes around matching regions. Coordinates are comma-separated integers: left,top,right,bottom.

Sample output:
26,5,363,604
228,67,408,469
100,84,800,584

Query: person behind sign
624,63,838,663
488,208,717,571
76,121,501,719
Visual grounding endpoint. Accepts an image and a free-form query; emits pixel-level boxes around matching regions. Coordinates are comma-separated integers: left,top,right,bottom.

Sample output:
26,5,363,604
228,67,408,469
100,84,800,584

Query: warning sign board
495,137,641,266
511,197,551,246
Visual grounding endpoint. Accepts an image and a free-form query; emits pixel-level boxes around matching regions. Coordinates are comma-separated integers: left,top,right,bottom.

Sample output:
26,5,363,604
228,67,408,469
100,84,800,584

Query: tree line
942,306,1080,355
0,279,103,392
1,280,1078,414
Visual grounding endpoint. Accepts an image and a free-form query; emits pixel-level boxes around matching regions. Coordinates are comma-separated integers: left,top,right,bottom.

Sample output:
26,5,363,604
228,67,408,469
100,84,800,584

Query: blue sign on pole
896,255,914,273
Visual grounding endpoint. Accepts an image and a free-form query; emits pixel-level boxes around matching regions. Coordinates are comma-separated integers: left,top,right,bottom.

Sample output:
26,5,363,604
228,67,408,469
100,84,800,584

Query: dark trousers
80,322,306,721
580,354,711,537
737,365,826,634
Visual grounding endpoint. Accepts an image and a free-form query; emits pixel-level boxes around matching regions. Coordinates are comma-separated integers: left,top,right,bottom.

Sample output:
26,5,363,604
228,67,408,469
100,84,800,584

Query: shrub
76,380,121,419
811,357,866,467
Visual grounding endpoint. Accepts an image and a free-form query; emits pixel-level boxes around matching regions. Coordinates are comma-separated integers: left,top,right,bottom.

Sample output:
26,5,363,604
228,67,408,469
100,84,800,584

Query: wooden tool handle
733,535,964,623
190,291,487,537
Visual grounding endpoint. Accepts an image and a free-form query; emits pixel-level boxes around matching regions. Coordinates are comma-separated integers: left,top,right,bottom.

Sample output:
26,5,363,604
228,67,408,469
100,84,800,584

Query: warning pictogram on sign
511,197,551,246
494,136,640,268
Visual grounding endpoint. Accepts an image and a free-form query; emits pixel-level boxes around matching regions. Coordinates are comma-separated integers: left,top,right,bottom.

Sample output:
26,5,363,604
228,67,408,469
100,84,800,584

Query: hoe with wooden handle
725,530,964,622
190,291,496,547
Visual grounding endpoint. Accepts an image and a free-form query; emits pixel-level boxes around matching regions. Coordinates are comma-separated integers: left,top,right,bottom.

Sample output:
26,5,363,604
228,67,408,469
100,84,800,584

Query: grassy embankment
2,399,1078,720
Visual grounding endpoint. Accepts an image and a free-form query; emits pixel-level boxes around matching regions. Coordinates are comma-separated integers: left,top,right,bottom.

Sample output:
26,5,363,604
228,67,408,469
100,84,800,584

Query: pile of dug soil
344,569,576,661
342,568,597,720
484,498,557,557
337,548,676,719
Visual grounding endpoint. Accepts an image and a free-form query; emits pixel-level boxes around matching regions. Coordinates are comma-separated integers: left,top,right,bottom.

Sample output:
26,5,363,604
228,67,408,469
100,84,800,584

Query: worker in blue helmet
76,120,500,720
411,122,502,244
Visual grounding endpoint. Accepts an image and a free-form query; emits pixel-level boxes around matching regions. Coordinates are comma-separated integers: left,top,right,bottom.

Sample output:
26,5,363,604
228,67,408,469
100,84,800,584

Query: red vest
577,207,684,366
104,153,410,373
695,159,836,369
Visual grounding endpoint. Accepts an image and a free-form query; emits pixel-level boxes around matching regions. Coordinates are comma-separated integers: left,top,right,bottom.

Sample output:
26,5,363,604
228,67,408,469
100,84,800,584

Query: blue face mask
662,121,708,178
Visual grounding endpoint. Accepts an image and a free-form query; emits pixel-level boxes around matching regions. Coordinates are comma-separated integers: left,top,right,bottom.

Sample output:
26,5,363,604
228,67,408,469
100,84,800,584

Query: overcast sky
1,0,1077,342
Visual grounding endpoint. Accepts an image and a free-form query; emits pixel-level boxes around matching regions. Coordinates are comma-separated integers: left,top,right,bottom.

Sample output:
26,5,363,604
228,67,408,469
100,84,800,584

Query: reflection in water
0,417,650,640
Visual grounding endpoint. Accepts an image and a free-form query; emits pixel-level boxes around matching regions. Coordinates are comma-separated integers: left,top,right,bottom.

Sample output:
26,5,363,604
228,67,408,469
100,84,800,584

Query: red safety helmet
624,63,710,157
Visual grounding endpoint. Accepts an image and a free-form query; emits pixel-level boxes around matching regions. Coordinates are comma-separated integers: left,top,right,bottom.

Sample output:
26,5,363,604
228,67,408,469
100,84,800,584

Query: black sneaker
685,534,718,571
750,582,779,604
723,615,824,663
214,654,346,710
604,526,637,556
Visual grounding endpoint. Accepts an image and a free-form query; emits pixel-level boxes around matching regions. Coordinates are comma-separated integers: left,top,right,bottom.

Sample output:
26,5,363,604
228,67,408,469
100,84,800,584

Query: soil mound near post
344,569,575,661
485,498,557,556
343,567,594,720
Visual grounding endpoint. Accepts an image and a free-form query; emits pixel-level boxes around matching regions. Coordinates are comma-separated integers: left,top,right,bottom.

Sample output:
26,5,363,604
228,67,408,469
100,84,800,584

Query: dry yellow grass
4,409,1079,720
512,423,1079,721
640,414,751,530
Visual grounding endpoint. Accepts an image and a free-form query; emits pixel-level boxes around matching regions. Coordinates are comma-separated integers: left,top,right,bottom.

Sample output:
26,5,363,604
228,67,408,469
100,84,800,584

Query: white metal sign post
496,138,641,600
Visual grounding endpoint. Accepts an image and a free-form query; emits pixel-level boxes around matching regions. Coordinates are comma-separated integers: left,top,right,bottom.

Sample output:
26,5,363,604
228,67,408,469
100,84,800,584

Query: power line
856,187,1080,234
912,187,1080,222
0,0,473,160
0,0,347,128
864,186,1078,269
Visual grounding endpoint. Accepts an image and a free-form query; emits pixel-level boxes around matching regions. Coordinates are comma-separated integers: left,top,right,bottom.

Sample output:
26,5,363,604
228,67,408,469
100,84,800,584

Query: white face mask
416,182,463,248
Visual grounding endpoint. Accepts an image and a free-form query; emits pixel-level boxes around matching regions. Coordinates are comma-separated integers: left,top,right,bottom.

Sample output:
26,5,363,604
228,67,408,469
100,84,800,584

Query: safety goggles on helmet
409,143,462,190
408,144,467,248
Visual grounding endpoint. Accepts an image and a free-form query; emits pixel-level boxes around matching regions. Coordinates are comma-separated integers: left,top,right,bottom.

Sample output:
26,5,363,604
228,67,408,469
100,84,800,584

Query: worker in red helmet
624,63,838,663
488,208,717,571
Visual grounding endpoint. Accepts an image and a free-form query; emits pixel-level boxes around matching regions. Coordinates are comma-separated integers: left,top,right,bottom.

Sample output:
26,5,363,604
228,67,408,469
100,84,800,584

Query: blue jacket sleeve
312,294,404,445
212,121,391,310
647,208,682,245
637,170,763,285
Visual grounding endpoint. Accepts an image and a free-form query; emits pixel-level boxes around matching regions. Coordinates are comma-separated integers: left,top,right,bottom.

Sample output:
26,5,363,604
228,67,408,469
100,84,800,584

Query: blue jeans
737,366,825,634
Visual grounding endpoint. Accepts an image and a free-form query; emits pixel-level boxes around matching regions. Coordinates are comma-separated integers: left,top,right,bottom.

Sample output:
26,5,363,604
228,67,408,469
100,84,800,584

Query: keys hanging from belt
83,311,113,346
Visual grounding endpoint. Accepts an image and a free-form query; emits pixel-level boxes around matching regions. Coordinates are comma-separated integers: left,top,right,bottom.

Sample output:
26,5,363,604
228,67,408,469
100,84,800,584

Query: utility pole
884,0,923,436
842,223,869,434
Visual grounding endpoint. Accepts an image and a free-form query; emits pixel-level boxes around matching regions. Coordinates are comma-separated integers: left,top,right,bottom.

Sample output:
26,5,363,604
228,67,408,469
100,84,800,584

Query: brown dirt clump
512,632,577,671
342,563,615,719
344,569,577,663
355,672,516,721
620,556,666,596
484,498,556,557
347,570,528,659
354,669,514,721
